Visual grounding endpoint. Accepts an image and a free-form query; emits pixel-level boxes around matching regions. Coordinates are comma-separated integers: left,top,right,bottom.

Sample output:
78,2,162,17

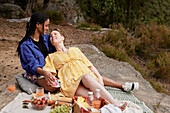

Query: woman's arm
20,45,43,75
20,44,55,86
88,66,104,86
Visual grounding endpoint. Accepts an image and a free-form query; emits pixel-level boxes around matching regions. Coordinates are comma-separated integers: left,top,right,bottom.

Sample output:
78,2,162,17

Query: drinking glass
36,87,44,97
8,83,16,96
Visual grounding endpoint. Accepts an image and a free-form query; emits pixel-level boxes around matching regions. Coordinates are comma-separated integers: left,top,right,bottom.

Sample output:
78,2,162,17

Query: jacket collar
25,34,49,50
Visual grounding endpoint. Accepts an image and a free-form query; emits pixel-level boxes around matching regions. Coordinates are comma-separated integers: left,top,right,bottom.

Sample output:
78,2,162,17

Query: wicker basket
72,96,109,113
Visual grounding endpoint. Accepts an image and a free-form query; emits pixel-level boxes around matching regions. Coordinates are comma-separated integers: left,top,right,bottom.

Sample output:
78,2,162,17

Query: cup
8,83,16,96
36,87,44,97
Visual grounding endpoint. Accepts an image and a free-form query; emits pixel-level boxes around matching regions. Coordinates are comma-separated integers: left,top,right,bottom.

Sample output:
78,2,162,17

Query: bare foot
118,102,127,111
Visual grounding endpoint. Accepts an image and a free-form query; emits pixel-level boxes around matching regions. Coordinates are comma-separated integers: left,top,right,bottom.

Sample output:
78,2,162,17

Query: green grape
50,110,54,113
50,104,71,113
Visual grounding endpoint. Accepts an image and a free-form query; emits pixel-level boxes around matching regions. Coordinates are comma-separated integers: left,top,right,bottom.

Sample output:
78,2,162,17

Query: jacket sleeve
20,44,42,75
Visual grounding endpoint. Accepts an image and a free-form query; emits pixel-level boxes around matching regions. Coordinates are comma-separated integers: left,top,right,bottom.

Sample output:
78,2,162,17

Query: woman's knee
82,74,94,82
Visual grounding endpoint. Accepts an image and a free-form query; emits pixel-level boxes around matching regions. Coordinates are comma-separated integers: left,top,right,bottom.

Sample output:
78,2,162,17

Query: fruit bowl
31,97,49,110
31,102,47,110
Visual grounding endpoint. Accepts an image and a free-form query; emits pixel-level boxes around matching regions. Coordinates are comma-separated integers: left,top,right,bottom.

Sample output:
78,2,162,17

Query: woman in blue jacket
17,12,58,92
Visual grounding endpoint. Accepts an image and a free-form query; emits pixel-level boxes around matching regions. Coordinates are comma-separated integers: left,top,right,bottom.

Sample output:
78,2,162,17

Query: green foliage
77,0,146,28
77,0,170,28
45,11,63,25
76,22,101,31
93,22,170,94
143,0,170,26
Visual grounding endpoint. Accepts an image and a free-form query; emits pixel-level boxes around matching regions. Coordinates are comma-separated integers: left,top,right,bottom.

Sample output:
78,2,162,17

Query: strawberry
42,104,45,107
42,97,45,100
39,104,42,108
31,101,34,104
35,104,39,108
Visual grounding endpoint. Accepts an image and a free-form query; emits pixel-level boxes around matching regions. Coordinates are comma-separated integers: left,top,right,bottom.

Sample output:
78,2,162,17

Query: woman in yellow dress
43,29,127,110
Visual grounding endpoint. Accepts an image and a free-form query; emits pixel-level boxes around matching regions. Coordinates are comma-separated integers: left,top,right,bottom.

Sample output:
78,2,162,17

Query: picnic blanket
105,86,153,113
0,87,153,113
0,93,51,113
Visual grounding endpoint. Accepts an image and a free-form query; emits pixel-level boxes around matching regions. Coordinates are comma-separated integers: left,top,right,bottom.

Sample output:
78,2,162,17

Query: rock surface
0,3,24,19
45,0,85,24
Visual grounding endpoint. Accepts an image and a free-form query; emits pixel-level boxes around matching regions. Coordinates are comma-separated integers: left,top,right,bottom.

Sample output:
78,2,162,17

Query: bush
77,0,170,29
45,11,63,25
134,22,170,59
76,22,101,31
93,22,170,94
151,52,170,80
102,44,128,62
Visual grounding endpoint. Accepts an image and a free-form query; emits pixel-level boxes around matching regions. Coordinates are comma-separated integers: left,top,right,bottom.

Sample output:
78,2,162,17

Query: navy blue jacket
19,33,55,76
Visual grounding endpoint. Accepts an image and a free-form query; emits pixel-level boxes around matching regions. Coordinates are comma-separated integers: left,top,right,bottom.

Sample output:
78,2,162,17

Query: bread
49,94,72,103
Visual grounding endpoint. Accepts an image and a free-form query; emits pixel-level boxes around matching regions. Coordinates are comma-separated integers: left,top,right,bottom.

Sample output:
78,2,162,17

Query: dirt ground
0,17,104,89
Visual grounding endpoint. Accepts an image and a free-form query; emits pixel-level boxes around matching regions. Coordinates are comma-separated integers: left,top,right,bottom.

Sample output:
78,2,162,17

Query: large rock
0,3,24,19
44,0,85,24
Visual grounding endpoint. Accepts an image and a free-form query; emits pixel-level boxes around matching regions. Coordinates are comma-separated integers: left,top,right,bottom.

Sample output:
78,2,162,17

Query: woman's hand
43,71,56,86
88,66,104,86
98,77,104,86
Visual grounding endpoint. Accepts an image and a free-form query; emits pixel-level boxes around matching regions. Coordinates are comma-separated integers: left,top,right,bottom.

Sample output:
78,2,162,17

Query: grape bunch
50,104,71,113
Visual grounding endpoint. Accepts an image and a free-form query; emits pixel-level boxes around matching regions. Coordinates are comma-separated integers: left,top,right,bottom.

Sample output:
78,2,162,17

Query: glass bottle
95,89,101,99
86,92,94,106
93,89,101,109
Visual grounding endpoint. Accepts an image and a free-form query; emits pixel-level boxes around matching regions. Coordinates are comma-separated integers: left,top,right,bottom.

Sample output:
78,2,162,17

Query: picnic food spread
21,89,108,113
24,92,73,112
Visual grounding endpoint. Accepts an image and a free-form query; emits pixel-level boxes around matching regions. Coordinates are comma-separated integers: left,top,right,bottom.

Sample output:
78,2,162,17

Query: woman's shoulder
20,37,32,46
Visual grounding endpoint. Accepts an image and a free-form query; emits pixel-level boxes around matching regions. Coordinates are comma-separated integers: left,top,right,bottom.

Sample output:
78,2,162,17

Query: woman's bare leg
37,78,58,92
75,84,90,96
81,74,120,106
102,76,123,89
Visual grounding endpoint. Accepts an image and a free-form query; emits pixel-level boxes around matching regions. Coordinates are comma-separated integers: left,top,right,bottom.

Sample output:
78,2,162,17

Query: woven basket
72,96,109,113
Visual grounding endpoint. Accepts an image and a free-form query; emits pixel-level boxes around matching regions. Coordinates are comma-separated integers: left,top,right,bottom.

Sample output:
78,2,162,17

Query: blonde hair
50,28,65,37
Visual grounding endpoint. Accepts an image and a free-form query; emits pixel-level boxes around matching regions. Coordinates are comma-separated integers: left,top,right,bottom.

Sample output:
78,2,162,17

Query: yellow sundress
43,47,98,97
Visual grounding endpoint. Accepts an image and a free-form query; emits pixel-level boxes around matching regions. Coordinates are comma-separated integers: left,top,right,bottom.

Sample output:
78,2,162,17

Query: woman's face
50,30,64,46
37,19,50,35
